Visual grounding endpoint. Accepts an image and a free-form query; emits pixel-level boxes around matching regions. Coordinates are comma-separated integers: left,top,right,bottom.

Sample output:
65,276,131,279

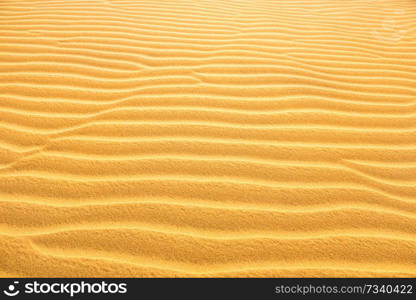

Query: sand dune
0,0,415,277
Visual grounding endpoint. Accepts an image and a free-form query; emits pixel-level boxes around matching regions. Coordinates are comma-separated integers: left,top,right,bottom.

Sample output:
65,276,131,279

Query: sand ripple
0,0,416,277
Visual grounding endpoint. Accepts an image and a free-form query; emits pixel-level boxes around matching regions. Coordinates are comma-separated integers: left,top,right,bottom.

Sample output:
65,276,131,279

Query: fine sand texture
0,0,416,277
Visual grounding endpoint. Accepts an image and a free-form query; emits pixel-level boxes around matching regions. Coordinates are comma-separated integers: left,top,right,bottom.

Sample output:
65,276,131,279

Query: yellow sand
0,0,416,277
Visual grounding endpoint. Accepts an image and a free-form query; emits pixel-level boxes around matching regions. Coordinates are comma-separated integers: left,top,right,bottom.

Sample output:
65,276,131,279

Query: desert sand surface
0,0,416,277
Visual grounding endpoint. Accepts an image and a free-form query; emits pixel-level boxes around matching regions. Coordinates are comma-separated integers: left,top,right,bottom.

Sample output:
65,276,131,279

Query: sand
0,0,415,277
